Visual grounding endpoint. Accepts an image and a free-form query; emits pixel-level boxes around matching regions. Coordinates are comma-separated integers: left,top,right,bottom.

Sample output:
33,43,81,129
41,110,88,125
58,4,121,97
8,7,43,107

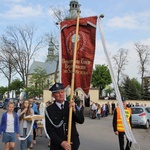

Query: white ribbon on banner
98,16,140,150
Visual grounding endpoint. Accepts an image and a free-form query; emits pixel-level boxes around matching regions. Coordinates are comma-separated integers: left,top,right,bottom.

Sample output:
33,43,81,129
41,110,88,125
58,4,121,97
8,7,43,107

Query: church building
27,0,80,89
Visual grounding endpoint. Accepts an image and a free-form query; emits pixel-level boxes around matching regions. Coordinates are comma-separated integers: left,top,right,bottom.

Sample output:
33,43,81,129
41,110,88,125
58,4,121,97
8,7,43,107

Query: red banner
60,16,97,95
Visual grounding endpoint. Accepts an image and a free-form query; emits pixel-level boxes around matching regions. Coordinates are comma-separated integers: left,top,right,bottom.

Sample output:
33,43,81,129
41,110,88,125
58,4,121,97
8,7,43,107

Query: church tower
46,37,55,62
66,0,80,20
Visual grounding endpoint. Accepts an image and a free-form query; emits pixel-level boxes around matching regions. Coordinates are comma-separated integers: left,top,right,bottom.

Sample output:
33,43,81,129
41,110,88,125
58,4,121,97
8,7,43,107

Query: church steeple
46,36,54,62
66,0,80,20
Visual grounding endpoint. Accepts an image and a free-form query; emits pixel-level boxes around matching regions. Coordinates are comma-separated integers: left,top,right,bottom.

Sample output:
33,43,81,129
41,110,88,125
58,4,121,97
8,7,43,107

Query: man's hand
61,141,71,150
115,131,119,135
69,100,76,112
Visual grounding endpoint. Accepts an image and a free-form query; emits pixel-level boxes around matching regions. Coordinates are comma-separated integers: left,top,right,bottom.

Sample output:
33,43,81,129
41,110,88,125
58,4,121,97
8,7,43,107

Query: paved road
0,109,150,150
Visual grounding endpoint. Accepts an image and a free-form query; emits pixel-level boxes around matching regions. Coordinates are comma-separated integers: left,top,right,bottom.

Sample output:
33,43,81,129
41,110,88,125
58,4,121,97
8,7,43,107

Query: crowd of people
0,98,53,150
0,81,149,150
0,82,85,150
89,101,115,119
89,100,148,120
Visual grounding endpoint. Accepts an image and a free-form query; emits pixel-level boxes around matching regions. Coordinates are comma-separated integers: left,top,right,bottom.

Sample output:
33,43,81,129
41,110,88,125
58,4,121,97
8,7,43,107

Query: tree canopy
92,64,112,96
121,76,141,100
27,67,51,98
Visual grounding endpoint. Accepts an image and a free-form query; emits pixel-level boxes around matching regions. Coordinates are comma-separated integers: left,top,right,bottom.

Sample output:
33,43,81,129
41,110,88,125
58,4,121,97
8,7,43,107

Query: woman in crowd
97,104,101,119
17,100,34,150
0,102,20,150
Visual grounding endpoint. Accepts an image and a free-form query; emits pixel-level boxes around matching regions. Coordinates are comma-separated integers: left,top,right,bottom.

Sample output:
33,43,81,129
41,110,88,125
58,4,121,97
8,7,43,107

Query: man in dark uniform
45,83,84,150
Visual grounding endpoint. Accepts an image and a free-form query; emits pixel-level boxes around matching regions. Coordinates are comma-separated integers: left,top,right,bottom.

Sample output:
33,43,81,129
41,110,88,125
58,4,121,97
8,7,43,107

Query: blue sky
0,0,150,86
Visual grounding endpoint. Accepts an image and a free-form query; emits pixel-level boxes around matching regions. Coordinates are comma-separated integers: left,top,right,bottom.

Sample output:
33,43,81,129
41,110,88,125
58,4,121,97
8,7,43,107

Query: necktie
61,104,64,110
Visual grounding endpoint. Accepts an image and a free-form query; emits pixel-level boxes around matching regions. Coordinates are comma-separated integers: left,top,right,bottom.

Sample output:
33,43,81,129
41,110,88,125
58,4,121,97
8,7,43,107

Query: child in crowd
0,102,20,150
17,100,34,150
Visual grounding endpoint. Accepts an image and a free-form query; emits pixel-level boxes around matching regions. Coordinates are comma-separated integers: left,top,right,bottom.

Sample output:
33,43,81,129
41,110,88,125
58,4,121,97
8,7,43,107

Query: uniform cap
49,83,64,93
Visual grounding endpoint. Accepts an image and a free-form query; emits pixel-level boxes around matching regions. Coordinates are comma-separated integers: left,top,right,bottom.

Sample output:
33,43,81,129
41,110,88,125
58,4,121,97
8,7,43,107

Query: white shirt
39,102,46,116
92,103,97,110
6,113,14,133
23,114,27,128
103,105,106,111
56,102,64,110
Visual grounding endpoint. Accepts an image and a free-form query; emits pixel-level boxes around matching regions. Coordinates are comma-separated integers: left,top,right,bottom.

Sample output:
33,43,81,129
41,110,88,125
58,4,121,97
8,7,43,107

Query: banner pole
67,10,81,144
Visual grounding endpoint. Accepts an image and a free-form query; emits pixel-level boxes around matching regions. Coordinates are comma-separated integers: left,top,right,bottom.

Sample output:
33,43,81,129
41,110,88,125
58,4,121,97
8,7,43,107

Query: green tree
121,76,141,100
143,85,150,100
26,86,39,99
8,79,24,96
92,64,112,97
28,67,51,98
105,85,114,97
0,86,8,99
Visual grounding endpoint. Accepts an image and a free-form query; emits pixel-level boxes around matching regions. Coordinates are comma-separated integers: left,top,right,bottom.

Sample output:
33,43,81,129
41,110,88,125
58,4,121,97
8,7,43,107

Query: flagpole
67,10,81,144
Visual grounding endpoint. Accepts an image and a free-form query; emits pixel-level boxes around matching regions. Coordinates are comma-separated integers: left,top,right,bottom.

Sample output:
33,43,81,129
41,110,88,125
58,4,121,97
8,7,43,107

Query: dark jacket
45,101,84,150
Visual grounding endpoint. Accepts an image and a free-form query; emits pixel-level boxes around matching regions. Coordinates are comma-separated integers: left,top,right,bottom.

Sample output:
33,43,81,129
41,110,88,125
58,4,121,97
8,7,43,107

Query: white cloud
108,16,138,29
140,38,150,45
48,8,53,17
81,8,97,18
0,4,44,19
107,11,150,30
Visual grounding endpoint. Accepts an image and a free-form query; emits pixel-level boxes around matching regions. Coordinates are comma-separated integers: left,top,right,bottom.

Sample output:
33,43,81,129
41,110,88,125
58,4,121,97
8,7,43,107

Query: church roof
28,60,58,75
